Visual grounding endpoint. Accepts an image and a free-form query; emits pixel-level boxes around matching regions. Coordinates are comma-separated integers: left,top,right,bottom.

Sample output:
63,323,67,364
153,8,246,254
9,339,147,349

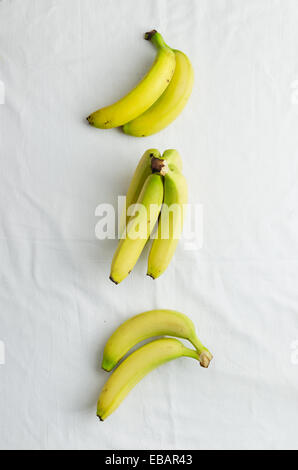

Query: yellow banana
147,164,188,279
87,31,176,129
102,309,212,371
119,149,161,235
119,149,183,235
123,50,194,136
110,174,163,284
97,338,202,421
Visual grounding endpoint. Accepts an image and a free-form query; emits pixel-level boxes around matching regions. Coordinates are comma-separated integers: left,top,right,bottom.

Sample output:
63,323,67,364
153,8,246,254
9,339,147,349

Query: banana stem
151,157,169,176
183,347,200,361
145,30,169,49
190,337,213,368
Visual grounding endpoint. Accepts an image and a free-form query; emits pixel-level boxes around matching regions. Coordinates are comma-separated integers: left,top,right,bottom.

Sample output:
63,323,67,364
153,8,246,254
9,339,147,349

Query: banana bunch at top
87,30,194,136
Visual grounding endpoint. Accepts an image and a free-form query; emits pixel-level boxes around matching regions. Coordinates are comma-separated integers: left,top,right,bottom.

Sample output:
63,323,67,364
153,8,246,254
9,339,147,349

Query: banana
87,31,176,129
110,173,163,284
119,149,161,236
119,149,183,235
97,338,201,421
161,149,183,172
102,309,212,371
147,164,188,279
123,50,194,137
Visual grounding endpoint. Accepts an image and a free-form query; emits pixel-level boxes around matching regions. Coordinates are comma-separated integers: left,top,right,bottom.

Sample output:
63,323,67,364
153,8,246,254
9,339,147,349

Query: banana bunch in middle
110,149,187,284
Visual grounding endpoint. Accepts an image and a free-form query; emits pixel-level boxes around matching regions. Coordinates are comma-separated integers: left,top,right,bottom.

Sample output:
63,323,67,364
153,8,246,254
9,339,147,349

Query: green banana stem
145,30,169,50
183,347,200,361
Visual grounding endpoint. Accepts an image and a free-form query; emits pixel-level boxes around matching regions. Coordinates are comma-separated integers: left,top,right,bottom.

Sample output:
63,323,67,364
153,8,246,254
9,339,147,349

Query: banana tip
147,273,156,280
109,276,119,285
97,415,104,422
101,360,112,372
86,115,94,126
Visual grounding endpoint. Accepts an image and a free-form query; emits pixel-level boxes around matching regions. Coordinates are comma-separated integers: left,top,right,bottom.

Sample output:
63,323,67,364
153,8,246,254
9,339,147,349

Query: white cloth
1,0,298,450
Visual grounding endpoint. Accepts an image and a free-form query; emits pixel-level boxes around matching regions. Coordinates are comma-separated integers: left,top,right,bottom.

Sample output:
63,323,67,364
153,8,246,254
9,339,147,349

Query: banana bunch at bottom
110,149,187,284
87,30,193,136
97,309,213,421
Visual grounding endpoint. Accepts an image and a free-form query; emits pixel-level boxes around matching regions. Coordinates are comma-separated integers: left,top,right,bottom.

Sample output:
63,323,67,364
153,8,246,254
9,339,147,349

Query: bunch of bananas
97,309,213,421
86,28,214,423
87,30,194,136
110,149,188,284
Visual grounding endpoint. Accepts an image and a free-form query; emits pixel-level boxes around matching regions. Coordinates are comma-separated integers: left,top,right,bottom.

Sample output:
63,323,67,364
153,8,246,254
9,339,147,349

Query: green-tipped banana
87,31,176,129
97,338,201,421
102,309,212,371
162,149,183,172
110,174,163,284
119,149,183,235
148,163,188,279
123,50,194,136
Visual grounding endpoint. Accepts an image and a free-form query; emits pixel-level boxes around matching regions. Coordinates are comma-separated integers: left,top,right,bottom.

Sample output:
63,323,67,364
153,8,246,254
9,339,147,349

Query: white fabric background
1,0,298,450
